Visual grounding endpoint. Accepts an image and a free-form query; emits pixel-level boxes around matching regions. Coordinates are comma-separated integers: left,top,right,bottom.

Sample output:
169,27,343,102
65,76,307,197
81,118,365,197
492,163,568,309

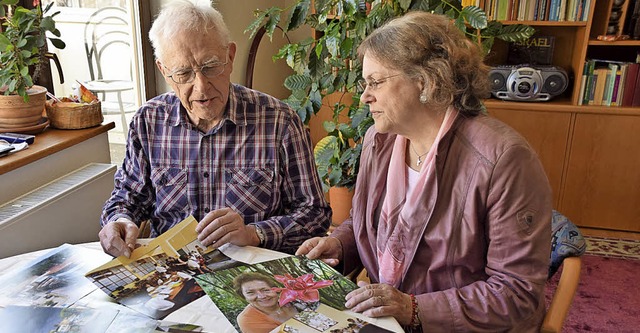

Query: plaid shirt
101,84,331,253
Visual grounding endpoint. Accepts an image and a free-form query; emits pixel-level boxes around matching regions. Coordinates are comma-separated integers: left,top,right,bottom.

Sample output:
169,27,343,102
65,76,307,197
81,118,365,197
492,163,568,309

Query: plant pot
328,186,354,229
0,85,47,129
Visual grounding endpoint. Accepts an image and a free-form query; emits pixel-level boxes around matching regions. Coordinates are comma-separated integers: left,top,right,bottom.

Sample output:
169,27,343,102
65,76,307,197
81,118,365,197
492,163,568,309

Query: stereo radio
489,65,568,102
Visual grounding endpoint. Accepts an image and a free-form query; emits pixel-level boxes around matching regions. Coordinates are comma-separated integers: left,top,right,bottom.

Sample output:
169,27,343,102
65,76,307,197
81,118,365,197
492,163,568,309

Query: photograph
0,244,111,308
195,255,381,333
85,216,241,319
86,240,239,319
0,305,118,333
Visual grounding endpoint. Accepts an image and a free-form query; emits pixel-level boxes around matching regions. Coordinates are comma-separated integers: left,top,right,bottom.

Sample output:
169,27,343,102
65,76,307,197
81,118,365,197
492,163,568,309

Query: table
0,242,403,333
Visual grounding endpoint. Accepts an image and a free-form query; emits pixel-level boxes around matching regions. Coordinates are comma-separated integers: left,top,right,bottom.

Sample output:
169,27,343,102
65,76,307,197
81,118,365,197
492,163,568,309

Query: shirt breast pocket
225,168,274,218
150,167,189,213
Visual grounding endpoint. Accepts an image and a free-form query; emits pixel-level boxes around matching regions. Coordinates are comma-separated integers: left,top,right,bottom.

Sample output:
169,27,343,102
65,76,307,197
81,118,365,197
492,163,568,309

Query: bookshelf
484,0,640,233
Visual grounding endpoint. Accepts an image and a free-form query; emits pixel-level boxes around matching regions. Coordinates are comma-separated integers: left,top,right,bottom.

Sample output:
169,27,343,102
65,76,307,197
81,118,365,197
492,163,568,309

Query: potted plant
0,0,65,129
246,0,534,223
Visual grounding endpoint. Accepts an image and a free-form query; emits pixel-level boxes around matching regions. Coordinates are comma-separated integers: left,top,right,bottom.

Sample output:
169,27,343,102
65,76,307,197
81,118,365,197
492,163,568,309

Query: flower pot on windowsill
0,85,47,129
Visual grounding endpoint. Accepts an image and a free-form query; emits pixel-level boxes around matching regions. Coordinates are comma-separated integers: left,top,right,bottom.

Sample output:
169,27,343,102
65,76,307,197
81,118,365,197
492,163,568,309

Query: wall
152,0,308,100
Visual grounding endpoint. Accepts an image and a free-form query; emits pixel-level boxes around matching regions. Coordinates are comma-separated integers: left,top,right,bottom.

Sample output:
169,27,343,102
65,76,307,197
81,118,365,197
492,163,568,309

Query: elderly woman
233,272,298,333
297,11,552,332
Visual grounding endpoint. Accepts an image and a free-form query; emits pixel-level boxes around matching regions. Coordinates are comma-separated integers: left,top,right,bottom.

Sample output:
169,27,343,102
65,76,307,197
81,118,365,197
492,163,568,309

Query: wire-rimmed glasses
164,52,229,84
356,74,403,93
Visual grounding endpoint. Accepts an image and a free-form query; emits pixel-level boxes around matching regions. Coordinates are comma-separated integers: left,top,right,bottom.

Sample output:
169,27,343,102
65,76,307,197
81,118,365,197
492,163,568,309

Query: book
614,63,628,106
592,67,609,105
507,35,556,65
538,0,549,20
195,255,392,333
582,60,596,105
602,63,618,106
578,60,589,105
85,216,239,320
622,63,639,106
631,67,640,106
610,66,623,106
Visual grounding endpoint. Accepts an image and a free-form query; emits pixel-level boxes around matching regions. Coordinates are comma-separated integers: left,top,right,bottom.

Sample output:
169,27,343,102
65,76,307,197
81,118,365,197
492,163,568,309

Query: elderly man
99,0,330,257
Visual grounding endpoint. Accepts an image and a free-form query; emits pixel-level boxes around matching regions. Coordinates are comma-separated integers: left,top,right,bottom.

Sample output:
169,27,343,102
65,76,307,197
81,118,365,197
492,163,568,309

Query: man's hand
295,236,343,266
196,208,258,249
99,219,139,258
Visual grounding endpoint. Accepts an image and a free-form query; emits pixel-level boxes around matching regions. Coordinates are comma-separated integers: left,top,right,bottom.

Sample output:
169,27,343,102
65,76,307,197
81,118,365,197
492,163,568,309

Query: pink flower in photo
272,273,333,306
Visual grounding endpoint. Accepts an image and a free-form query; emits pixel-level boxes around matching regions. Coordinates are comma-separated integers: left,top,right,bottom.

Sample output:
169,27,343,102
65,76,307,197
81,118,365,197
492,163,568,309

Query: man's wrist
252,225,266,247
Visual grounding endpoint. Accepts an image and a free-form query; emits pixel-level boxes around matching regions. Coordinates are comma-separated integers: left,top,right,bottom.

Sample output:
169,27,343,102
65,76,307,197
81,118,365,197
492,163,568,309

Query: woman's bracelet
409,294,420,327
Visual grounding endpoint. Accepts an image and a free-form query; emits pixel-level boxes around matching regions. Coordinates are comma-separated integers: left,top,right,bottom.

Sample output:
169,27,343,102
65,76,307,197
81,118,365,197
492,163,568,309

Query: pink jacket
331,114,552,332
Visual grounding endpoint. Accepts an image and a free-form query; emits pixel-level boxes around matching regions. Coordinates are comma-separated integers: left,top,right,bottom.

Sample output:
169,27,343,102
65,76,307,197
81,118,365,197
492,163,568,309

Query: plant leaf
0,34,10,49
245,9,268,39
462,6,488,29
284,74,312,91
49,38,66,49
265,11,281,39
496,24,536,42
286,0,310,32
326,35,339,58
399,0,412,11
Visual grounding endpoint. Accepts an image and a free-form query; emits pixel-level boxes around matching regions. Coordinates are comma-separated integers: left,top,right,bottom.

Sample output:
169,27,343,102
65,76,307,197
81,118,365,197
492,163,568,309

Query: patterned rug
584,236,640,260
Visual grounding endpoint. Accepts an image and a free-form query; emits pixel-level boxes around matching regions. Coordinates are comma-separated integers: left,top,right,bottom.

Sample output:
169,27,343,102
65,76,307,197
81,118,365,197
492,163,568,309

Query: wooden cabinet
486,106,572,208
562,113,640,231
484,0,640,232
488,102,640,232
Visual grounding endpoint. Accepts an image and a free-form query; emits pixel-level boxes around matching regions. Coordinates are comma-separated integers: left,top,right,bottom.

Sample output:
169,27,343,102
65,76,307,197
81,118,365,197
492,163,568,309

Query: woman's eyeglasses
164,52,229,84
357,74,402,92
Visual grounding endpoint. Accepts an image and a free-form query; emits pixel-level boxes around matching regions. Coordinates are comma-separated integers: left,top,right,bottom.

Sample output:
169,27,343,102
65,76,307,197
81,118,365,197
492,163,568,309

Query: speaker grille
543,74,567,94
490,72,506,92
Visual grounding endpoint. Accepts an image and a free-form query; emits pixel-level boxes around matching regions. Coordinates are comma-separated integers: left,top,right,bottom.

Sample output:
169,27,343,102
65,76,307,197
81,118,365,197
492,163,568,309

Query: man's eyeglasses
357,74,402,92
164,53,229,84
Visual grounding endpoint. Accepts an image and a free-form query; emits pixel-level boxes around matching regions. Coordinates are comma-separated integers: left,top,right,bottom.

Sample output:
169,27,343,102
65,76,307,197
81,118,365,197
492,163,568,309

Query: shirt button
203,172,209,178
203,207,209,212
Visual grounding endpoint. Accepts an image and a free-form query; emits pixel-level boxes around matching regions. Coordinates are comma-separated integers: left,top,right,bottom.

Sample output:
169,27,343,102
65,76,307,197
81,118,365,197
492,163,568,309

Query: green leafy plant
0,0,66,101
247,0,534,190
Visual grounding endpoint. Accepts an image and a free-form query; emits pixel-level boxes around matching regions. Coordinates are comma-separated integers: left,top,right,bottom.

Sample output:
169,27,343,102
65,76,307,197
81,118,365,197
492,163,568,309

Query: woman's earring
419,94,428,104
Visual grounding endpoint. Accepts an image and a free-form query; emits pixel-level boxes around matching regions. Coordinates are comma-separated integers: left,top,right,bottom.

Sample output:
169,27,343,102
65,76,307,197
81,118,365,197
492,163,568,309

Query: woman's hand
345,282,414,326
295,236,343,266
196,207,256,249
99,218,139,258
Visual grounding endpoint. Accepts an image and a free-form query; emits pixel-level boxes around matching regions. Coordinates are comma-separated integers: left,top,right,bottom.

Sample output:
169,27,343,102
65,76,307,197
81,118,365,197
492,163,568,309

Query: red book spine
622,63,639,107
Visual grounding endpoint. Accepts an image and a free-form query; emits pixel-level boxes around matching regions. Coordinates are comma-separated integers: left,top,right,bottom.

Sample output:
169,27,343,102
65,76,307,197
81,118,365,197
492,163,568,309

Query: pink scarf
377,107,459,288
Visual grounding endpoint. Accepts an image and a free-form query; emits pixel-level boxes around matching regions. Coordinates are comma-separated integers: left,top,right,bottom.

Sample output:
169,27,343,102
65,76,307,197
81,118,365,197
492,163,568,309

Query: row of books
478,0,591,21
578,59,640,107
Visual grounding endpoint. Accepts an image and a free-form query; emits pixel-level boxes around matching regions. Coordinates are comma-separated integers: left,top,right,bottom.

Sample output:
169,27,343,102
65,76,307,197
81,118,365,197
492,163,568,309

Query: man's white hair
148,0,231,61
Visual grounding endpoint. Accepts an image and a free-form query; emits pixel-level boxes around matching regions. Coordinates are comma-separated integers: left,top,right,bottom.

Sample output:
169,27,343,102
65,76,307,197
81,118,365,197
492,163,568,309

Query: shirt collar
166,84,247,129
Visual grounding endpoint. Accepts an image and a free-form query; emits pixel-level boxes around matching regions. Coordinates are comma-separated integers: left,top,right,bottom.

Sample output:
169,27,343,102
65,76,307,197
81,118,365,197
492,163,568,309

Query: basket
45,100,103,129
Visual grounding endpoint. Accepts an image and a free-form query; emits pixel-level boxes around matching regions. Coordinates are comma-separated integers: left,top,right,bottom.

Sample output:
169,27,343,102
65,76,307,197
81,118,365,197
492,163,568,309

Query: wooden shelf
0,122,115,176
484,99,640,115
588,39,640,46
500,20,588,27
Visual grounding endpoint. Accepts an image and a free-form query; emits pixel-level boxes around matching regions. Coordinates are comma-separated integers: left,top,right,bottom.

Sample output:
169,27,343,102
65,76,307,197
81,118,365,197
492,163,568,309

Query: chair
542,210,586,332
541,256,581,333
83,7,136,134
344,210,585,332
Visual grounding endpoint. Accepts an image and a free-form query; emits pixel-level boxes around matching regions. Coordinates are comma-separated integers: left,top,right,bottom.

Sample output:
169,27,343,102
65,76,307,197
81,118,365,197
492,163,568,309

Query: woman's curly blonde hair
357,11,491,116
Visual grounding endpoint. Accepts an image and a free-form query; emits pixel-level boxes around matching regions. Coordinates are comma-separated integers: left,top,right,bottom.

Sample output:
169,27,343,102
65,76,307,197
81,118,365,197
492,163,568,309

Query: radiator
0,163,116,259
